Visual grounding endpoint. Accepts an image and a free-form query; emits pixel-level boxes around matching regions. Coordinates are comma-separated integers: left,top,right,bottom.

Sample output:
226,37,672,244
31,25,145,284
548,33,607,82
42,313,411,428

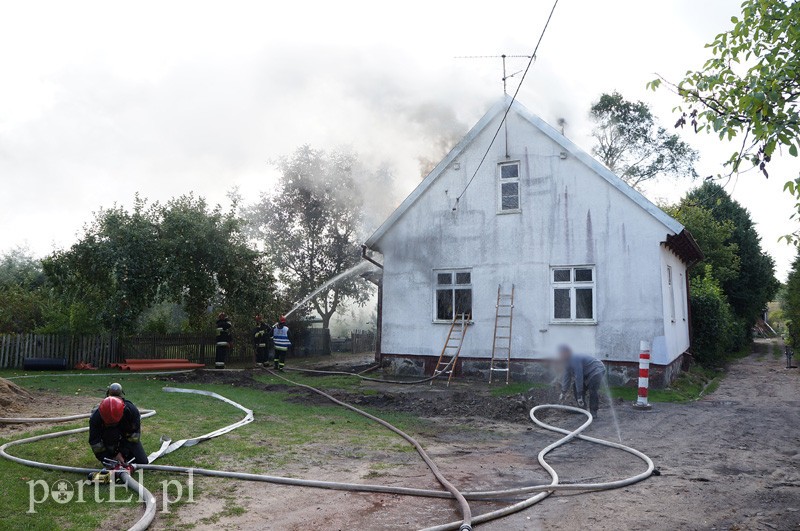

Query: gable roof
364,96,684,249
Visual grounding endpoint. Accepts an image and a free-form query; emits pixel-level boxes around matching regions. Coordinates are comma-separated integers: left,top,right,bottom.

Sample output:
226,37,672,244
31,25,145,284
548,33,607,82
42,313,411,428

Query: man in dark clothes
215,312,233,369
558,344,606,418
88,395,148,466
252,314,271,367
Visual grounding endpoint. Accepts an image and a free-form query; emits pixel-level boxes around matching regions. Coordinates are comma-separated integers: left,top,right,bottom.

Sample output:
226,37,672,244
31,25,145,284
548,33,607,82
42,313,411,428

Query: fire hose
1,378,654,530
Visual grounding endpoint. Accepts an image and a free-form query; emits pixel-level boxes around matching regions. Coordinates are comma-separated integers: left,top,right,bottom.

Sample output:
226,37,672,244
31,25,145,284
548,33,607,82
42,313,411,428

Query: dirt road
169,341,800,530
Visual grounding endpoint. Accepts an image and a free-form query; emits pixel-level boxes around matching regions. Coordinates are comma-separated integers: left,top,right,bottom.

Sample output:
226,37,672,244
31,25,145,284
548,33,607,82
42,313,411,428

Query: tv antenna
454,54,534,95
455,54,534,156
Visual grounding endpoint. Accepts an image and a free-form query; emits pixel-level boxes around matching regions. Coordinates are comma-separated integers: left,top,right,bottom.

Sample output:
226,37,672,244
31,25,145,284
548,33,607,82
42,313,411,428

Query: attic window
498,162,520,213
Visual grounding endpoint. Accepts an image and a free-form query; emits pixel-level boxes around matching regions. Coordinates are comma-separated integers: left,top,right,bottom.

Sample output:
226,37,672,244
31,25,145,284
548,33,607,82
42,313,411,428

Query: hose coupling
459,525,473,531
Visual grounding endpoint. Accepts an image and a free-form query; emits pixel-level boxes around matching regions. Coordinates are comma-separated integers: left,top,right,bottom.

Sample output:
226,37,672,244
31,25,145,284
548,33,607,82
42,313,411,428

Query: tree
43,197,161,333
43,194,277,333
589,92,699,189
158,194,277,329
245,146,370,329
784,254,800,346
649,1,800,200
0,247,47,333
664,203,740,284
685,182,779,326
690,266,739,365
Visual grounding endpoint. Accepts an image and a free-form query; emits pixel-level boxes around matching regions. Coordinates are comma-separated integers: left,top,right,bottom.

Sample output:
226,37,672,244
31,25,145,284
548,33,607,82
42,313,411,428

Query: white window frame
550,266,597,324
432,269,473,323
667,265,676,323
497,161,521,214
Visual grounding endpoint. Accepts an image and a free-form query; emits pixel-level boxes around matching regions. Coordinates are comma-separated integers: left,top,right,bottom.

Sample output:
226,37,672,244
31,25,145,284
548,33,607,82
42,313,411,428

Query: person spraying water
557,344,605,419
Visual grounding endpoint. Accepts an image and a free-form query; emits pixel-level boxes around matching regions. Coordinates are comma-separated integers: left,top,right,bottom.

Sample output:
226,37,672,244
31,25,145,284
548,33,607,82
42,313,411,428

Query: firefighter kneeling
88,384,147,482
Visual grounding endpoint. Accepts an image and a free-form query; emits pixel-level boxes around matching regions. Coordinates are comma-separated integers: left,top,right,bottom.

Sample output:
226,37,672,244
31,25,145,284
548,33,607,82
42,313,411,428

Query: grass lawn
0,370,431,530
609,365,721,403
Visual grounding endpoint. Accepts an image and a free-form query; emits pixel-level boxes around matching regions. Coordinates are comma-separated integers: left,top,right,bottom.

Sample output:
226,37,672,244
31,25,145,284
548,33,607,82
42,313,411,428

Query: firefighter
272,315,291,371
252,314,271,367
88,395,148,468
557,344,605,419
215,312,232,369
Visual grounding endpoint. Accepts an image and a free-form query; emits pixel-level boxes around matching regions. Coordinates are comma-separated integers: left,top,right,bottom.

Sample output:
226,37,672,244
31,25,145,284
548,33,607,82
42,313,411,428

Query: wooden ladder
489,284,515,384
432,313,469,386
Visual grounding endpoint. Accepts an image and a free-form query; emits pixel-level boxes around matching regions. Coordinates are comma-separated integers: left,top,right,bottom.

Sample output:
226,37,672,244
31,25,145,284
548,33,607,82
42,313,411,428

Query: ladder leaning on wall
489,284,515,384
432,313,470,386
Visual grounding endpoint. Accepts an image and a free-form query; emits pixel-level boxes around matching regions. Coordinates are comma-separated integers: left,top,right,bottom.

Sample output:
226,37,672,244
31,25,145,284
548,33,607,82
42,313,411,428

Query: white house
362,97,702,386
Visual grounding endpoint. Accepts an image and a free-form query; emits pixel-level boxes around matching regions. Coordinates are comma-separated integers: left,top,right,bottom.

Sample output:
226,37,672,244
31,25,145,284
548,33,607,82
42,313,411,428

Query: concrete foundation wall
382,352,686,389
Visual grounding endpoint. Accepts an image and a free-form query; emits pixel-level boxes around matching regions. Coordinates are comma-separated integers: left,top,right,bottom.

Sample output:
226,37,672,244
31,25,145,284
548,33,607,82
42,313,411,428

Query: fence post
633,340,653,410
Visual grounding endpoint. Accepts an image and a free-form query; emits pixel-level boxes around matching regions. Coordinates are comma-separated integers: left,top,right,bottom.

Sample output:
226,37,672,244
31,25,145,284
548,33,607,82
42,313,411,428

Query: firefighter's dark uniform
88,399,148,465
253,321,271,365
215,317,233,369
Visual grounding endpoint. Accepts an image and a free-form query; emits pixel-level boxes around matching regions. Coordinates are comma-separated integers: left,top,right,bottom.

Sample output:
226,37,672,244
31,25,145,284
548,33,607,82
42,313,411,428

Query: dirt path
172,341,800,530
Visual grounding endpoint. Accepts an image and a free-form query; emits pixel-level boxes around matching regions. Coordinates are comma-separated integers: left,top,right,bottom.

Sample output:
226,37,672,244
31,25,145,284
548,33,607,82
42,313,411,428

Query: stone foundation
382,352,688,389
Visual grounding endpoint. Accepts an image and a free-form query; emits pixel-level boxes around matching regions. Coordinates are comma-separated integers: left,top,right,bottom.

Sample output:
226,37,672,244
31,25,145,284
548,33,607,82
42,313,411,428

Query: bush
690,267,738,366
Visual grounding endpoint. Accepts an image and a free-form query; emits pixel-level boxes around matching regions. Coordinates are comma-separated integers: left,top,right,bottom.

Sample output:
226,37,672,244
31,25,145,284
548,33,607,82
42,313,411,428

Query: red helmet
99,396,125,425
255,314,263,322
218,312,227,320
279,315,287,323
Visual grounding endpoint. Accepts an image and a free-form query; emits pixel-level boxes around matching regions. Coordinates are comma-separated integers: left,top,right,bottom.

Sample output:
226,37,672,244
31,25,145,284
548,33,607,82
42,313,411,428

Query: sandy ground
157,339,800,531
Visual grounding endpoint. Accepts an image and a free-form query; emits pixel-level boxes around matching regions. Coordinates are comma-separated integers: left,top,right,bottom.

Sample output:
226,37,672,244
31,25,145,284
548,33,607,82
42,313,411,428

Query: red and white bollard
633,340,653,410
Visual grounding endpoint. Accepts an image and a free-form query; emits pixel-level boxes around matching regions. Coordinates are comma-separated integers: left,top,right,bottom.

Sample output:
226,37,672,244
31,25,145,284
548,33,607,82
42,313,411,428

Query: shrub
690,267,737,366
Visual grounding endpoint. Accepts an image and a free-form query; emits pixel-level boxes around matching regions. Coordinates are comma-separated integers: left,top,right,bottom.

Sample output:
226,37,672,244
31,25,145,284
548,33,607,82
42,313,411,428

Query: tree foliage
784,252,800,346
589,91,698,189
689,267,740,365
649,0,800,196
685,182,780,325
664,203,740,284
245,146,370,329
43,194,276,333
0,248,47,333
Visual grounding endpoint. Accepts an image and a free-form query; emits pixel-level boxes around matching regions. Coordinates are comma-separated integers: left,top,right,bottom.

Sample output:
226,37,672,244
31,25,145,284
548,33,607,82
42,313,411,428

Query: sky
1,0,798,279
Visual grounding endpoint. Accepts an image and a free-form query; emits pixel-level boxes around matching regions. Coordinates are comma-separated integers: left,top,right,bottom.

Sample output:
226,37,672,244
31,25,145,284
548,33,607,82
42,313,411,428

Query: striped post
633,340,653,410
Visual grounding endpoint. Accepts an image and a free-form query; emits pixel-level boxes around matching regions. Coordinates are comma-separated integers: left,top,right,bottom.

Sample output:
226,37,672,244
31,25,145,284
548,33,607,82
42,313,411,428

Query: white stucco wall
373,108,690,365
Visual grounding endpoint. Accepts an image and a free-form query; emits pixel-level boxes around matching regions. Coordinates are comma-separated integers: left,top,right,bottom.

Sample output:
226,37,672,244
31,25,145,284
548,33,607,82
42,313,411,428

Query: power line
453,0,561,209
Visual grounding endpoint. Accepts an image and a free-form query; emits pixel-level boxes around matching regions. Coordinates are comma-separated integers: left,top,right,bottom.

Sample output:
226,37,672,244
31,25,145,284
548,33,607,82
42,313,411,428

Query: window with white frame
667,266,676,323
498,161,520,212
551,266,595,322
434,269,472,321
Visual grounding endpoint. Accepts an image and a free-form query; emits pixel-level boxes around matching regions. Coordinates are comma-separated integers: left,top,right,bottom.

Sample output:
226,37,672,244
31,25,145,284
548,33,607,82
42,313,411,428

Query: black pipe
361,244,383,269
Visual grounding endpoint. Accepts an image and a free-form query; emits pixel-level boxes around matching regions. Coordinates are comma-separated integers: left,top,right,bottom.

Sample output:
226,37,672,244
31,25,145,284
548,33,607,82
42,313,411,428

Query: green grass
610,364,721,403
0,369,432,529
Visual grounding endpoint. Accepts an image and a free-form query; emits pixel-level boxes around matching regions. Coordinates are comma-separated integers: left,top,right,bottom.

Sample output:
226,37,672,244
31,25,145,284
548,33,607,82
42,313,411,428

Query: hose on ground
1,377,654,530
0,388,252,531
283,356,457,385
267,369,473,531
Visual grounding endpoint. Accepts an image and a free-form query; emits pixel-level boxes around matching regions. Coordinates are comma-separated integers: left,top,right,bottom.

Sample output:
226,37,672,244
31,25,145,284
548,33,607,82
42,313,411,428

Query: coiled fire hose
1,377,654,530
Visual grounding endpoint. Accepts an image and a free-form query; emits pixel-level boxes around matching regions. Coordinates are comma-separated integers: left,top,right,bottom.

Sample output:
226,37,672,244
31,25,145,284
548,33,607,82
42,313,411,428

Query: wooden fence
0,328,335,369
351,330,375,354
0,334,118,369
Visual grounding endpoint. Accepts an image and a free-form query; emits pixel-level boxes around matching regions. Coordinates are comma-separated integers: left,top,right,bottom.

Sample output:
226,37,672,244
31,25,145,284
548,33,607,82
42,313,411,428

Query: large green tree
245,146,370,329
664,203,740,284
784,252,800,346
0,247,47,333
650,0,800,215
44,194,276,333
685,182,779,325
590,92,698,190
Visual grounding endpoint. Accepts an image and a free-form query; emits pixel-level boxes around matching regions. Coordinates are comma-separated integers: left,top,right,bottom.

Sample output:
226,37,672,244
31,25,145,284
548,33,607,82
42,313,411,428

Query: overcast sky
1,0,797,279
